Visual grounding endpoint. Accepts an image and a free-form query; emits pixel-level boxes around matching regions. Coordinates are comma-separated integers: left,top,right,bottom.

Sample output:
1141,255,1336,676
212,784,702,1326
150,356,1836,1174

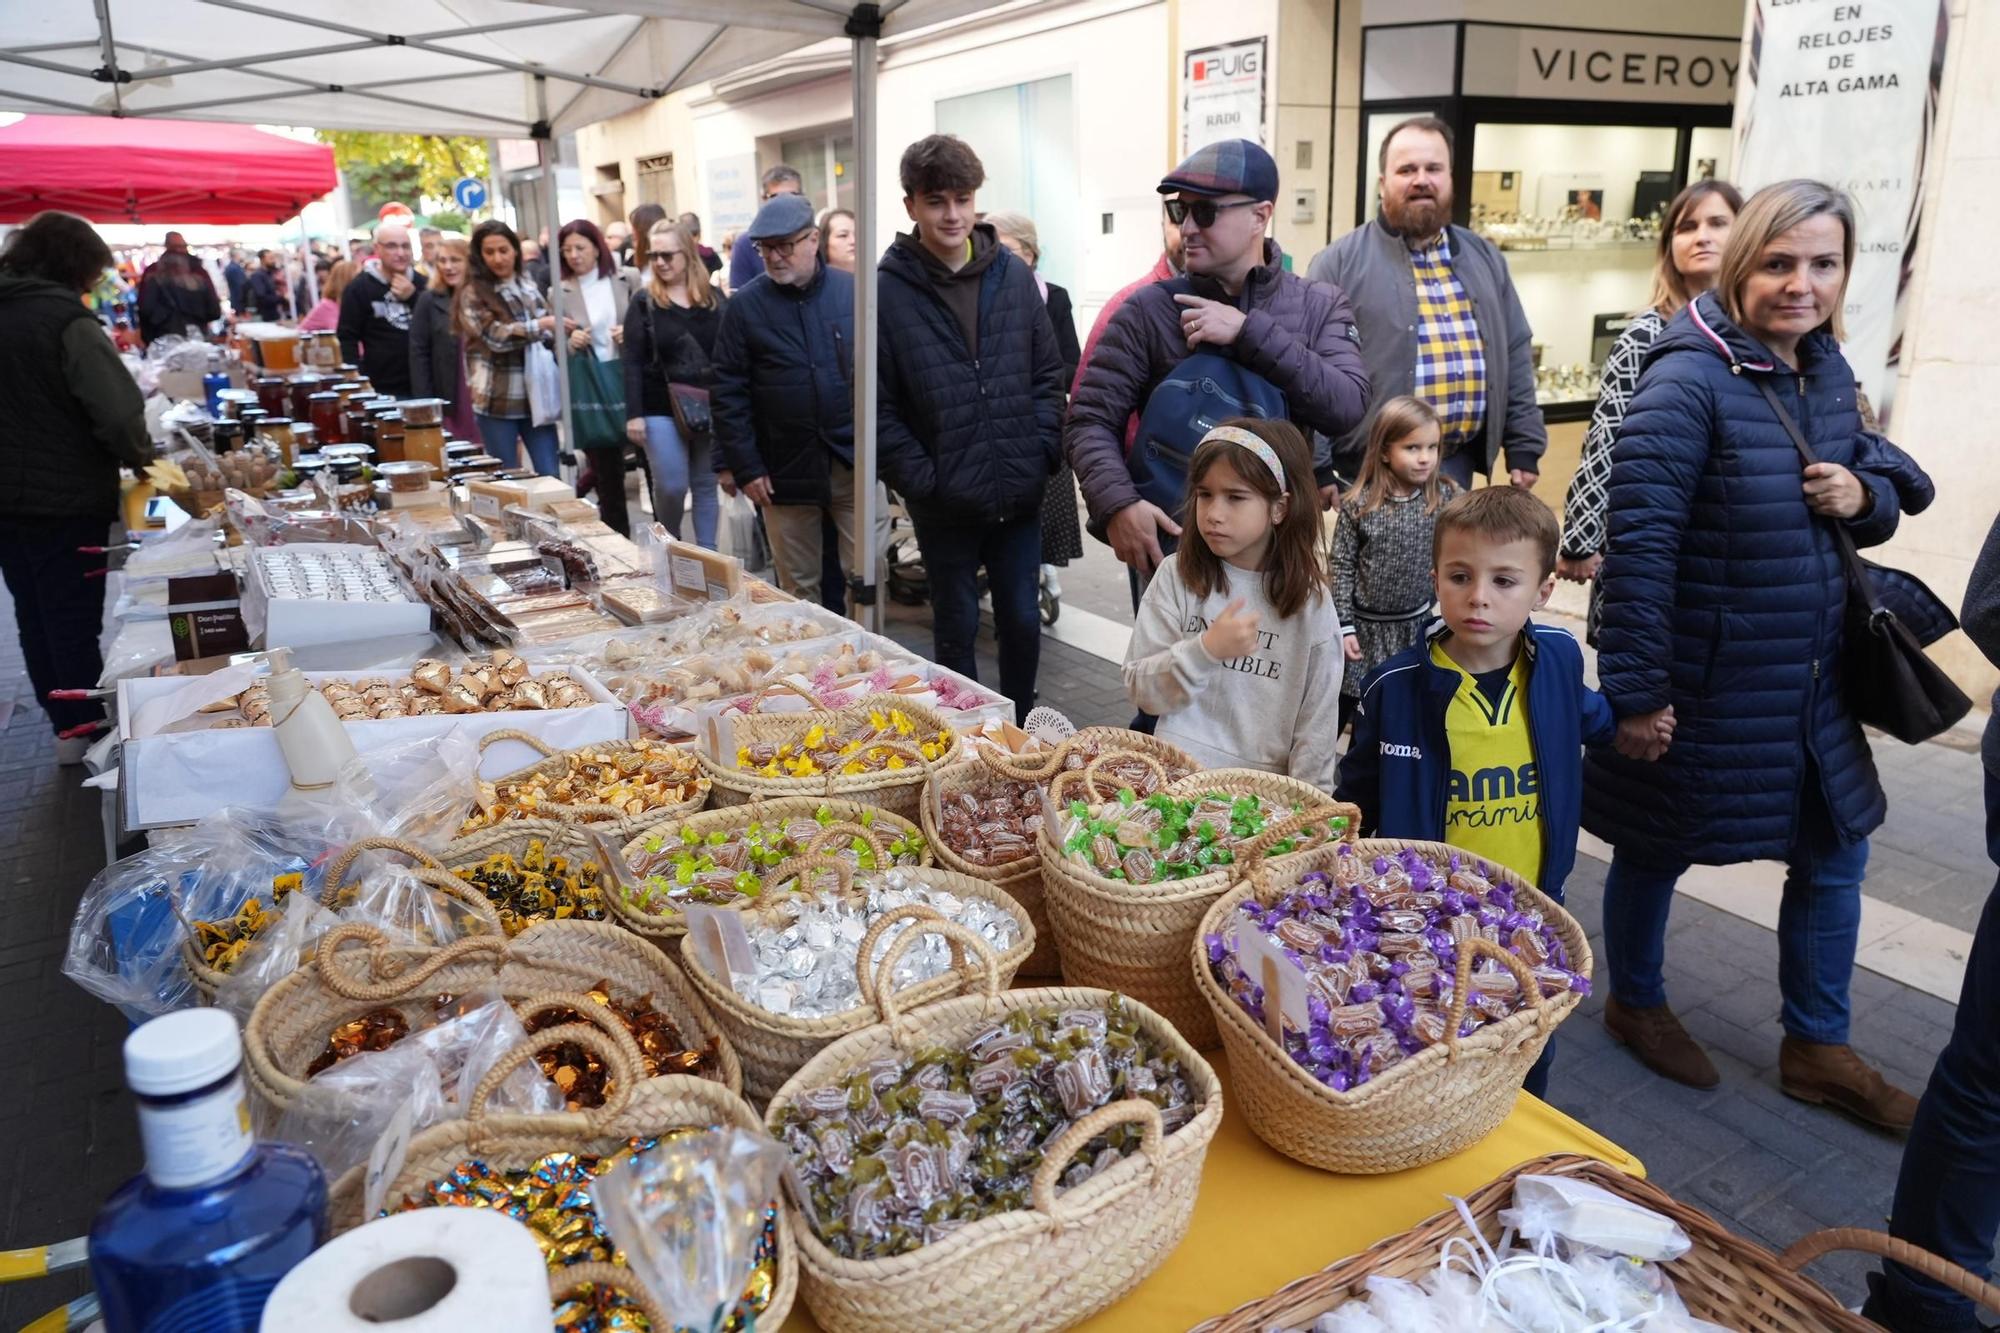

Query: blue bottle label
139,1075,254,1190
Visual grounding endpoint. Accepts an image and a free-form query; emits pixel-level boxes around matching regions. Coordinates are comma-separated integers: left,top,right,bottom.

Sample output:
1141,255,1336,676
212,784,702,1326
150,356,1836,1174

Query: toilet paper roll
260,1208,553,1332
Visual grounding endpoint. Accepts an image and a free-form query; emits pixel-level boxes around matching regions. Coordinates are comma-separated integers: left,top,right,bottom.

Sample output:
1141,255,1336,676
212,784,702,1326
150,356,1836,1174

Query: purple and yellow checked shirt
1409,232,1487,454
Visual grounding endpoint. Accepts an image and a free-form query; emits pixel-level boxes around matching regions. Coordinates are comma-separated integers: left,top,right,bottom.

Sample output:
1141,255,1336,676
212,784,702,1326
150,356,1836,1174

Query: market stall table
779,1049,1641,1332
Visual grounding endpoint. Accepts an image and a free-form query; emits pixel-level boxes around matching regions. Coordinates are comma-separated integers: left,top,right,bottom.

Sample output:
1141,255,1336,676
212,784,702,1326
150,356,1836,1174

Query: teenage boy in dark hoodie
876,134,1066,723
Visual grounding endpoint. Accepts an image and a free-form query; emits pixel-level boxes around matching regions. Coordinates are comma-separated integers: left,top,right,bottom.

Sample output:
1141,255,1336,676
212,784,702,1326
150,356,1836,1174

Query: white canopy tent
0,0,999,622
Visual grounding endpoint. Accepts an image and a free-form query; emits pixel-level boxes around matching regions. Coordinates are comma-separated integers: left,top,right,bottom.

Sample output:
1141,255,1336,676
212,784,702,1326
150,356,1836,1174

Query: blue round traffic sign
453,177,489,211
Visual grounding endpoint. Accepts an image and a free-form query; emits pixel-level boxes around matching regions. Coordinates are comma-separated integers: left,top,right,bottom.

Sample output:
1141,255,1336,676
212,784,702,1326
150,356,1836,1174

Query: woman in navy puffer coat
1583,181,1934,1128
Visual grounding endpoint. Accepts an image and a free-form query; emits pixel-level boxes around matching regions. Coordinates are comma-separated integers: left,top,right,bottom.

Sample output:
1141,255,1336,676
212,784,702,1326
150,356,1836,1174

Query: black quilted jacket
875,231,1065,520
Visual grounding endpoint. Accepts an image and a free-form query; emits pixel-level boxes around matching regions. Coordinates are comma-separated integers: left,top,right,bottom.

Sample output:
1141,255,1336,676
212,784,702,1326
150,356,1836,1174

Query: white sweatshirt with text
1122,553,1346,793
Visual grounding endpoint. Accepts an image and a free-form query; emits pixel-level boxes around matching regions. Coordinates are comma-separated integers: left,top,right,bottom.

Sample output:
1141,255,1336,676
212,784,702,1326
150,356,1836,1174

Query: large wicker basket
1038,768,1355,1049
181,835,506,1003
461,728,710,844
1191,1152,2000,1332
1192,837,1591,1174
697,692,960,820
924,729,1202,981
242,910,743,1118
764,960,1224,1333
329,1025,796,1329
681,856,1034,1105
612,798,933,949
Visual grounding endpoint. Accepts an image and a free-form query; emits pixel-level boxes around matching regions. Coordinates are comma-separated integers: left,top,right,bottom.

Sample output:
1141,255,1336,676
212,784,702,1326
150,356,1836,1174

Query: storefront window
778,129,857,215
1469,123,1679,405
936,74,1077,292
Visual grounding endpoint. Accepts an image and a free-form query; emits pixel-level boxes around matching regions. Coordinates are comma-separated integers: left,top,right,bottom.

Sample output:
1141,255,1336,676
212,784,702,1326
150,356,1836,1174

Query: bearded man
1309,115,1545,491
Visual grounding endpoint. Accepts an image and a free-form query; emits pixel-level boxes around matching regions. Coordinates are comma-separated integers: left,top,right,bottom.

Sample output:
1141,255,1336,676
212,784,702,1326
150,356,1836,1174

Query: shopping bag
525,341,562,428
566,353,628,452
718,491,770,577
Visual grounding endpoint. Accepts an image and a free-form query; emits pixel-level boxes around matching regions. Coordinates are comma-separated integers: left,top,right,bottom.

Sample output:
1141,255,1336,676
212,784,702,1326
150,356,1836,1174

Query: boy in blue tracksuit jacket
1336,488,1650,1100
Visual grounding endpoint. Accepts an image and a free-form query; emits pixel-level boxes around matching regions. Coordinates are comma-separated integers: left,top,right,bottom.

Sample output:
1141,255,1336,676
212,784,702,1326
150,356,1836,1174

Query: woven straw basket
328,1025,796,1329
1038,768,1355,1050
925,729,1203,981
1191,837,1591,1174
698,692,960,820
242,905,743,1117
764,956,1224,1333
612,798,934,949
1192,1152,2000,1332
181,835,506,1003
681,856,1035,1105
462,728,710,844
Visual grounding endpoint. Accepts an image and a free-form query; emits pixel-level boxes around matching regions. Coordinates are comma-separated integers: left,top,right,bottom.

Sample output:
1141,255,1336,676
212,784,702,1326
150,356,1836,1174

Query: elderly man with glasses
1066,138,1370,590
710,193,863,604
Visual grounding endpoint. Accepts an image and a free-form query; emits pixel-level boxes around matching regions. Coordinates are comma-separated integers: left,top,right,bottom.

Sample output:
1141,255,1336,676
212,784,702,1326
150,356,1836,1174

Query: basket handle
325,836,446,900
1082,749,1166,800
513,800,634,825
1778,1229,2000,1315
510,989,652,1080
1438,935,1550,1060
803,820,889,868
1047,767,1096,812
749,677,825,708
466,1022,635,1131
547,1263,672,1332
764,852,855,897
976,735,1070,782
857,909,1002,1046
1029,1098,1166,1221
313,922,511,1001
1240,804,1361,895
819,738,934,798
478,727,558,757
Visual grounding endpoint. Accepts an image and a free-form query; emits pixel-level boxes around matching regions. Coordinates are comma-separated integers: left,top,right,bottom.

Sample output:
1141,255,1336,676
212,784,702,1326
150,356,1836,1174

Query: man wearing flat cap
1067,138,1370,585
710,192,863,603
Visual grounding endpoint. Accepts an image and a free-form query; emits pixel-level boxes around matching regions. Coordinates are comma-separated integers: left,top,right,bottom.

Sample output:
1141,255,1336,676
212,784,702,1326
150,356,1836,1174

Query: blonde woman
1585,180,1935,1121
623,220,724,547
296,259,352,333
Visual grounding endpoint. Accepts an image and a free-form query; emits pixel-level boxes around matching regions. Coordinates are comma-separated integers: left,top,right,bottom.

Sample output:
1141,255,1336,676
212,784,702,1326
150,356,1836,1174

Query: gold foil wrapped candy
462,741,706,832
191,871,303,974
451,839,607,936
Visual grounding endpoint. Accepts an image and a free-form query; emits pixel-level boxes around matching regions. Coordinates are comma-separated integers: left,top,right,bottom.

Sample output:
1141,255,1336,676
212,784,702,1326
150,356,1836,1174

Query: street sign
452,177,489,211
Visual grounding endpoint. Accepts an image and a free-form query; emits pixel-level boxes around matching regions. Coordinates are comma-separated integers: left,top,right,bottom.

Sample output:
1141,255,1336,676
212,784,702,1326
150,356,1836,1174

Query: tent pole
848,6,882,632
536,74,575,483
299,210,316,314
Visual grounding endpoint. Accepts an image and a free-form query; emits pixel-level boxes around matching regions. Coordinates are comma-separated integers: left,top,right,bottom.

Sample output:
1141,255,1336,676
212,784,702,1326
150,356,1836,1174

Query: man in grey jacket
1309,115,1545,491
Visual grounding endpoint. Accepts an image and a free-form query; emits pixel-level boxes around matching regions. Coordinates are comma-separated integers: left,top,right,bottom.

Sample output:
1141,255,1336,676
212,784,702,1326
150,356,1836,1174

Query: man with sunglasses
1309,115,1545,492
710,192,862,604
1067,138,1370,585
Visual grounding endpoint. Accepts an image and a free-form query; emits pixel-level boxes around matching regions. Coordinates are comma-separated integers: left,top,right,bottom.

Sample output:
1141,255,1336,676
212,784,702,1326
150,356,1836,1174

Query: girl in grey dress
1331,396,1460,721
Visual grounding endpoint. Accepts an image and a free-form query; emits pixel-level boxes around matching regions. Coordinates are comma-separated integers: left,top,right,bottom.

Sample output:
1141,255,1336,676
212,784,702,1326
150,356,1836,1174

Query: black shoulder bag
642,292,713,444
1753,377,1970,744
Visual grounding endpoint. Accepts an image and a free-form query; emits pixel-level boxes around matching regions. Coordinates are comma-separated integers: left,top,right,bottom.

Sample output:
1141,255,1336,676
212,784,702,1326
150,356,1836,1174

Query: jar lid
259,417,295,428
125,1010,241,1096
308,391,342,402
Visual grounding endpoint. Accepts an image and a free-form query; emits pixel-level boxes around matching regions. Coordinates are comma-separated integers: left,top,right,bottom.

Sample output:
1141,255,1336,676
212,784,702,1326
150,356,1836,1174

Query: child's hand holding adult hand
1614,708,1673,762
1342,633,1363,662
1202,598,1261,661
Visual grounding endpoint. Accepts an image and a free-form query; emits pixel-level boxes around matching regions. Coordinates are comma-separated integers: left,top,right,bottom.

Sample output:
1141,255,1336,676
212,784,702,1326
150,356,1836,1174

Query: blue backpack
1129,346,1288,528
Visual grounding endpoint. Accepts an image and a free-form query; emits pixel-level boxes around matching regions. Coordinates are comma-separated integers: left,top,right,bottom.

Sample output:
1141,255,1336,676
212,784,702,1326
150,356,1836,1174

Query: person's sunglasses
1163,198,1258,228
652,250,684,263
756,231,812,259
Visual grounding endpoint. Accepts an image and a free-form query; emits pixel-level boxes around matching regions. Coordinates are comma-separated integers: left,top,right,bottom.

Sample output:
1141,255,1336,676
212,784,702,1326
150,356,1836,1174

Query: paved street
0,545,1991,1323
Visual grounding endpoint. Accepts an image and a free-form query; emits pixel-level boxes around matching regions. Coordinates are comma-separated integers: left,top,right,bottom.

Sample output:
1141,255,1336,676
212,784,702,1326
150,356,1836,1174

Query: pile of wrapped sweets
1206,846,1587,1090
229,650,591,724
725,868,1022,1018
776,997,1198,1258
626,806,926,912
1058,790,1348,884
394,1130,779,1333
735,708,952,779
462,739,704,829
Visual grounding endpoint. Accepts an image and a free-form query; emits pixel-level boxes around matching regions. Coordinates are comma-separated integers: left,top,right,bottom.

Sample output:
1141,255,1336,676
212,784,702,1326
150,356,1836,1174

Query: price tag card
684,903,756,984
362,1094,417,1219
1236,920,1310,1042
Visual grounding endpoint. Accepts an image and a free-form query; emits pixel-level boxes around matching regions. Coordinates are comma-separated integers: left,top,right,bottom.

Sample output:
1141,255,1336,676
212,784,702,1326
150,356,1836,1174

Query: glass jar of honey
252,376,290,418
308,392,344,444
257,417,296,466
374,412,408,465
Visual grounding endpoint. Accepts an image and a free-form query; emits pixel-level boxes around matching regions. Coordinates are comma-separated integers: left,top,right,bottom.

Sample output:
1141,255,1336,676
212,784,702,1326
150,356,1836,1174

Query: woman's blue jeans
475,413,561,477
640,415,718,549
1602,836,1869,1044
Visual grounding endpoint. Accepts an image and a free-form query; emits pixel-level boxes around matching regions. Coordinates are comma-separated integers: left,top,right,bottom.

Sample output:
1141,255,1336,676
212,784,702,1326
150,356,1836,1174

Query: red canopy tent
0,116,336,224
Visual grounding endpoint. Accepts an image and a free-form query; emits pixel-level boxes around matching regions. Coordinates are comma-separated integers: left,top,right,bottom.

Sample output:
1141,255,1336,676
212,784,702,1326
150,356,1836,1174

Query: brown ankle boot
1779,1037,1918,1133
1604,997,1721,1089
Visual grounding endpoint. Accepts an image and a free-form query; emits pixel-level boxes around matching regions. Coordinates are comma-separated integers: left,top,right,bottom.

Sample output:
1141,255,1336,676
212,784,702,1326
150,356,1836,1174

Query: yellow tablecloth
781,1049,1642,1332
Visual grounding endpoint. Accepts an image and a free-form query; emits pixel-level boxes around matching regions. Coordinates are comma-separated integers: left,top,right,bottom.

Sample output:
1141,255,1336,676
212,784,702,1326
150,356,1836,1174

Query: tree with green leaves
316,132,491,217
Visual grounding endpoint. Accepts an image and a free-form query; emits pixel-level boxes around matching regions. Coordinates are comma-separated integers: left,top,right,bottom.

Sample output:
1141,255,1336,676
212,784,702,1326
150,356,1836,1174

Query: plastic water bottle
202,347,228,420
88,1010,327,1333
